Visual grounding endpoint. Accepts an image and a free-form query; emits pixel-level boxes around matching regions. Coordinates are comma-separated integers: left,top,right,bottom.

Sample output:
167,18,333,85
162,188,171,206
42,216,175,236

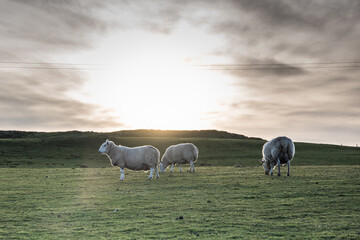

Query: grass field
1,167,359,239
0,130,359,239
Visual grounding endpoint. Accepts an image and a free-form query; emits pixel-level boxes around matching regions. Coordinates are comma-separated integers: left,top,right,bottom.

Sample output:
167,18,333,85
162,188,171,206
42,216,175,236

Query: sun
75,27,235,131
107,53,208,130
81,47,234,131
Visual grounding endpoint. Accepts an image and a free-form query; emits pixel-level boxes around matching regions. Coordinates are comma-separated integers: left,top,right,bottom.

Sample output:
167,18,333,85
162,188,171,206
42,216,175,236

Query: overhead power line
198,65,360,71
189,61,360,66
0,60,360,71
0,66,104,70
189,61,360,71
0,61,105,71
188,61,360,70
0,61,103,66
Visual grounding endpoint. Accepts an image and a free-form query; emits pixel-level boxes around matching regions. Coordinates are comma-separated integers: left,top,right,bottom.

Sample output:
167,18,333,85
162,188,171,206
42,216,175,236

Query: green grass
0,133,359,168
0,131,359,239
1,166,359,239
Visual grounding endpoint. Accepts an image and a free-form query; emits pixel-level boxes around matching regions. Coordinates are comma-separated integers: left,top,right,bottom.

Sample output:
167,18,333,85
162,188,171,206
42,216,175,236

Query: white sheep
159,143,198,173
261,136,295,176
98,139,160,180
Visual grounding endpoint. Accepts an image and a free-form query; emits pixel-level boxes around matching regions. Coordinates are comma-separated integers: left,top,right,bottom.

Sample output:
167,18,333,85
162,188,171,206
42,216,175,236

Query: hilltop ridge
0,129,263,140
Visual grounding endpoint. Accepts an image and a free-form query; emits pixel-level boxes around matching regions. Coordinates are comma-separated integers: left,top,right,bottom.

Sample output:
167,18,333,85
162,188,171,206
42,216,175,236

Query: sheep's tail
279,137,295,161
287,140,295,160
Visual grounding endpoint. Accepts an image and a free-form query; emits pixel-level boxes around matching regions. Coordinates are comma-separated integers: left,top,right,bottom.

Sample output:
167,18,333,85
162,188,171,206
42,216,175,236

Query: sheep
159,143,198,173
261,136,295,176
98,139,160,180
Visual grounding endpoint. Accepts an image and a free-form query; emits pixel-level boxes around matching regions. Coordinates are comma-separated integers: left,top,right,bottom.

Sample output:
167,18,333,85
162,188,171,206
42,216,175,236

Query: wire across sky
1,60,360,71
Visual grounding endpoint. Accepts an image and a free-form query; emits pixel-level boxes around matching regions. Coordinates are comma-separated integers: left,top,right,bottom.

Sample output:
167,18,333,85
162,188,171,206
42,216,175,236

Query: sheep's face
98,139,110,154
159,162,166,173
262,158,270,175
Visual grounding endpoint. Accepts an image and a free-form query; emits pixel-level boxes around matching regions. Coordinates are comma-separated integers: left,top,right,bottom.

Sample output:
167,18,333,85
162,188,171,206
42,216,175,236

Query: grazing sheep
98,139,160,180
261,136,295,176
159,143,198,173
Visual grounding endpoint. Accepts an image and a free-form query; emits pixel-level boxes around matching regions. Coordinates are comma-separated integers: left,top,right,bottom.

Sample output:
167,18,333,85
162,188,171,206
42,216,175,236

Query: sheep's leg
287,161,290,176
148,168,154,180
189,161,195,172
179,164,182,173
277,158,281,176
170,164,174,173
120,168,125,181
155,167,160,179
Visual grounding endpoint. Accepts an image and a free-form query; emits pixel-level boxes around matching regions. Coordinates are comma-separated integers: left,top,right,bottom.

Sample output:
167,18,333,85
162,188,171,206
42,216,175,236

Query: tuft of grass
0,166,359,239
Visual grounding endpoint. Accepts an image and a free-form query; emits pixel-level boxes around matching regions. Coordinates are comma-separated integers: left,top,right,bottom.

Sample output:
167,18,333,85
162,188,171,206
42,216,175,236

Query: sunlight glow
106,53,229,130
69,24,236,131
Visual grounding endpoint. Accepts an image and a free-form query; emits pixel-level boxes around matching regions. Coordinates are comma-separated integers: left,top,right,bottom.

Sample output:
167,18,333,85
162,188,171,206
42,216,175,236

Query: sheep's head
159,162,166,173
261,158,270,175
98,139,110,154
159,156,169,173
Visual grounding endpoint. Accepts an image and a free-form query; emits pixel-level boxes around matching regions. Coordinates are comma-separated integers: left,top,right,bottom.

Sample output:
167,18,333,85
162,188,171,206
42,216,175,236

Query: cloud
225,59,307,78
210,69,360,145
1,0,109,51
171,0,359,145
211,0,360,60
0,0,123,131
130,1,187,34
0,69,122,131
0,0,359,145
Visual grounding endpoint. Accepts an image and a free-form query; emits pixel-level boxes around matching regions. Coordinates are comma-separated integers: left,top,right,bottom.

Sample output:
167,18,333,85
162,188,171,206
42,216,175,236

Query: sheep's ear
106,139,109,144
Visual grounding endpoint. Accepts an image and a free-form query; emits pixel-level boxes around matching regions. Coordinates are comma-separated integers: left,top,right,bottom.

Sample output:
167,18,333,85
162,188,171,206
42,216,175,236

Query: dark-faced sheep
261,136,295,176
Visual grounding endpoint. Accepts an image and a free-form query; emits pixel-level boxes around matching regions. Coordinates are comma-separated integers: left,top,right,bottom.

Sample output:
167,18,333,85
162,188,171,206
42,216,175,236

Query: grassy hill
1,130,359,239
0,129,359,168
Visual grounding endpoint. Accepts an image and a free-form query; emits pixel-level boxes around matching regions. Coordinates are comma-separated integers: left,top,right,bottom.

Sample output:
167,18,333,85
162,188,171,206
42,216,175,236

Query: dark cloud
0,0,123,130
132,1,187,34
177,0,360,145
0,0,110,59
225,59,307,78
194,0,360,61
212,69,360,145
0,70,121,131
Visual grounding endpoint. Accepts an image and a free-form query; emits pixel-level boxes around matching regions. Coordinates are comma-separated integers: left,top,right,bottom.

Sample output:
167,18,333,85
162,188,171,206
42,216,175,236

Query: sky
0,0,359,146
